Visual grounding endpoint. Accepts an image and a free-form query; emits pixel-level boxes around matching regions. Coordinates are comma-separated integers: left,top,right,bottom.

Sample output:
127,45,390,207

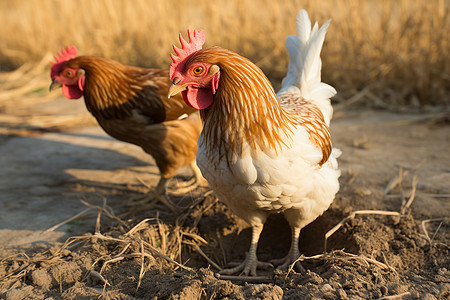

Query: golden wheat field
1,0,449,106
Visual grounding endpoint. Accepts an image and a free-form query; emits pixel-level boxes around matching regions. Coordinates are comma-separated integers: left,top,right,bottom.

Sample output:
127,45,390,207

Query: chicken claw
129,177,176,212
271,255,306,274
220,252,273,276
220,225,273,276
168,161,208,194
149,189,176,212
270,226,306,274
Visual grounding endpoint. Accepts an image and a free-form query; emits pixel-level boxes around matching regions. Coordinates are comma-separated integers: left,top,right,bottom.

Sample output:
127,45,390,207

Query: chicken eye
193,66,204,75
65,70,73,77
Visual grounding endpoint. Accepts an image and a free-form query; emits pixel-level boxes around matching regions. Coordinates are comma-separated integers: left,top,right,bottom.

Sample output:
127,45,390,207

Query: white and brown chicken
168,10,340,275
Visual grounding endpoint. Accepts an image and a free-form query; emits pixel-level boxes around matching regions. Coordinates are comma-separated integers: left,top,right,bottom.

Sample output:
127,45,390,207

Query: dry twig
183,241,222,271
386,193,450,199
374,291,411,300
99,257,125,275
135,176,176,212
43,208,93,233
400,176,418,214
125,218,155,236
384,159,425,195
136,240,146,292
421,218,446,244
80,198,127,227
288,250,395,278
215,274,273,283
141,241,192,271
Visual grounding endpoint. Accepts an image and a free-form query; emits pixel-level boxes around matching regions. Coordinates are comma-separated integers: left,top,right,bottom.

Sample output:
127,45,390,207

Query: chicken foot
220,224,273,276
270,226,306,274
129,177,176,212
147,177,177,212
169,161,208,194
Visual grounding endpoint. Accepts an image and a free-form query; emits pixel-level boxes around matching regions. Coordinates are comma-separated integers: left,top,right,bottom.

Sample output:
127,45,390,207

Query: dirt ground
0,92,449,299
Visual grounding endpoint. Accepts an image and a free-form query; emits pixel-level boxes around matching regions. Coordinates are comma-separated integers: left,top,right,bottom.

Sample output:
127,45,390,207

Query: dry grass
0,192,215,289
0,0,449,107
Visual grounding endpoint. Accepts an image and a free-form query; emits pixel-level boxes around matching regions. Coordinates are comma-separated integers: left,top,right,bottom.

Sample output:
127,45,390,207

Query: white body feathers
198,127,340,229
197,9,340,231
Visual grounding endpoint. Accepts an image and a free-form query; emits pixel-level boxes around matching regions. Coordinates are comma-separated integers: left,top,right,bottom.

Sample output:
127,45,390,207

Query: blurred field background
0,0,448,108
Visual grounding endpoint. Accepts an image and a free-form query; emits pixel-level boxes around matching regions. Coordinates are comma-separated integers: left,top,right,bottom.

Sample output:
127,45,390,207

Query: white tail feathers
278,10,336,125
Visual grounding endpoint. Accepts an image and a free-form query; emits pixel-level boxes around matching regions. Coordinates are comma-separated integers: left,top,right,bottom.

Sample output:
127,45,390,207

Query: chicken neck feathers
191,46,330,166
193,47,294,161
65,56,195,123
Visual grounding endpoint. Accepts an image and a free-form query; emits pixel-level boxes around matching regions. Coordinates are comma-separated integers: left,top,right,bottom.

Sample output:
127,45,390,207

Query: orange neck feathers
189,47,297,158
66,56,148,119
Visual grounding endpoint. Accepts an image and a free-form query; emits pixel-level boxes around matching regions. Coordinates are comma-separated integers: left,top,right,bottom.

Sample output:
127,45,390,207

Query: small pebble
320,283,333,293
414,236,428,248
390,216,401,225
336,288,348,299
437,268,447,276
307,272,324,285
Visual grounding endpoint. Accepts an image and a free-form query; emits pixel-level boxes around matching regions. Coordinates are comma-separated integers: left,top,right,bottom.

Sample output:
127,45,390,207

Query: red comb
50,46,78,79
52,46,78,64
169,29,205,80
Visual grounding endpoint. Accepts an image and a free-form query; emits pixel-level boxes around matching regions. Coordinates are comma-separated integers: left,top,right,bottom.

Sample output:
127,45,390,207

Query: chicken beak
49,79,62,92
168,80,188,99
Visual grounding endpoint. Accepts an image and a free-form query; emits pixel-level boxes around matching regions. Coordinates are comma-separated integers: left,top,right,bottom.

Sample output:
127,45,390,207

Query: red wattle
183,86,213,110
62,84,83,99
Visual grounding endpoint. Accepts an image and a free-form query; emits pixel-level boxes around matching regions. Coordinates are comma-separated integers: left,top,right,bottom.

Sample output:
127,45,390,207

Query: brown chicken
49,46,204,211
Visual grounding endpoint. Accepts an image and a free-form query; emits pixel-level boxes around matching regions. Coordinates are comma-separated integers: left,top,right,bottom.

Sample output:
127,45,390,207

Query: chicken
49,46,204,211
167,10,340,275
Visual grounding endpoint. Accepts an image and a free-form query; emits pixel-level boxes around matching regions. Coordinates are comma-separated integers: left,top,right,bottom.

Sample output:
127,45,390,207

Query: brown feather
60,56,201,178
188,47,295,160
62,56,195,122
278,91,332,165
187,47,331,165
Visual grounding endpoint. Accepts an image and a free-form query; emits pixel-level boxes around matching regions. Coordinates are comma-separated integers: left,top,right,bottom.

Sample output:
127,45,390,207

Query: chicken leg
169,161,207,194
270,226,306,273
149,177,176,212
220,224,273,276
129,176,176,212
131,161,207,211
